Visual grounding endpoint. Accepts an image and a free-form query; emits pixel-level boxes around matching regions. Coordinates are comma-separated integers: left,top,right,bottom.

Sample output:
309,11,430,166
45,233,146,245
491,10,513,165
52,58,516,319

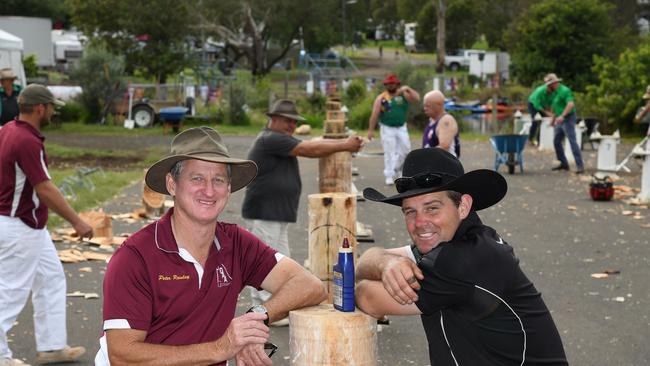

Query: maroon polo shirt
102,208,278,364
0,120,50,229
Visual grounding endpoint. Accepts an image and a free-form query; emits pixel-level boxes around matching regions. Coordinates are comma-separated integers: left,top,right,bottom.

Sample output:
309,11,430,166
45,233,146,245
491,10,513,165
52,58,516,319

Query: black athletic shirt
241,128,301,222
413,212,568,365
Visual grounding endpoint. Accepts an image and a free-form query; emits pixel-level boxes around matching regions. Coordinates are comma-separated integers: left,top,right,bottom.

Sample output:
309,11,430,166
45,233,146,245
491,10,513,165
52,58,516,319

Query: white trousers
0,216,67,357
245,219,290,304
380,124,411,180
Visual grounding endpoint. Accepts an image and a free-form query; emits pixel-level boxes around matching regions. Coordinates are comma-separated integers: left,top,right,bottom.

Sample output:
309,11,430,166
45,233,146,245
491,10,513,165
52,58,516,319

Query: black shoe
575,167,585,174
551,164,569,171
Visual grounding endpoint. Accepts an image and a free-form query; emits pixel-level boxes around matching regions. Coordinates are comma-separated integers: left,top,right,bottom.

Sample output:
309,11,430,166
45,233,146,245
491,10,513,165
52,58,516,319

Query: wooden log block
143,184,165,216
319,151,352,193
325,101,342,110
324,119,346,137
289,304,377,366
308,193,356,281
79,210,113,239
326,110,346,121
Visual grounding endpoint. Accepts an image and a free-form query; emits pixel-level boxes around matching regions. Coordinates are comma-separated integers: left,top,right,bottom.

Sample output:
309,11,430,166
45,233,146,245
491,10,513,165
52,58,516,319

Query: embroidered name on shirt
158,274,191,281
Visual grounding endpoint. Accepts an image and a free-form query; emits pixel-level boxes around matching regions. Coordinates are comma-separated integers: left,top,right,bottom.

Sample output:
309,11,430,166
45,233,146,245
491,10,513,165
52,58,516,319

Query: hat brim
544,79,562,86
643,93,650,100
363,169,507,211
145,153,258,195
266,112,306,122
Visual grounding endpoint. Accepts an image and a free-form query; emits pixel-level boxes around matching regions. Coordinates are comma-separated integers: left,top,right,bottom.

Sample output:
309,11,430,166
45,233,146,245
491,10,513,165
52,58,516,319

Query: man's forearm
560,102,574,118
356,247,395,281
108,339,224,366
264,273,326,321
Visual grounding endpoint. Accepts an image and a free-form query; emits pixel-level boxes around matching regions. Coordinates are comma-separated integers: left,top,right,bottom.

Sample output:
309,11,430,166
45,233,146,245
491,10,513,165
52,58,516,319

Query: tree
584,41,650,130
0,0,71,27
506,0,618,90
474,0,536,50
415,0,478,55
68,0,193,83
200,0,343,76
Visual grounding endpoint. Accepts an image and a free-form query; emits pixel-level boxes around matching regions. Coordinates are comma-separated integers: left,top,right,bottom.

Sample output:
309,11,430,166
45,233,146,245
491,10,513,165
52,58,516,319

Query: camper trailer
0,29,26,87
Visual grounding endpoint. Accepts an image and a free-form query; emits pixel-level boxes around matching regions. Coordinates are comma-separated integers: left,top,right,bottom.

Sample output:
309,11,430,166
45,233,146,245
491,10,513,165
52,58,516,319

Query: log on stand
289,304,377,366
319,151,352,193
307,193,357,285
79,210,113,239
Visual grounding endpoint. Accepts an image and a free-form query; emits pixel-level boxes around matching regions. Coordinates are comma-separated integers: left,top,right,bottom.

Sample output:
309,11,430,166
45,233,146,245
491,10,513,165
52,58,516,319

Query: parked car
444,49,482,71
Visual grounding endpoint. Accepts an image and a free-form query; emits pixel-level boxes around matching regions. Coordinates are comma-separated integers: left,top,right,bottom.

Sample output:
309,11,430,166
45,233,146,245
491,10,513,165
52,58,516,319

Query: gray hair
170,160,231,181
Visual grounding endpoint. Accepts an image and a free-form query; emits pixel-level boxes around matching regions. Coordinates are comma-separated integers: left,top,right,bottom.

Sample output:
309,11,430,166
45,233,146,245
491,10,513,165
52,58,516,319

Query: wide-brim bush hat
383,74,401,85
643,85,650,99
0,68,17,80
363,148,507,210
266,99,305,121
544,73,562,86
145,126,257,195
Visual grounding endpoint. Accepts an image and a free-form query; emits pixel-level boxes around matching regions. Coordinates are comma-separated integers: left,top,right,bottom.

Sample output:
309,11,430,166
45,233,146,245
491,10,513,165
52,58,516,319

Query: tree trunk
435,0,446,74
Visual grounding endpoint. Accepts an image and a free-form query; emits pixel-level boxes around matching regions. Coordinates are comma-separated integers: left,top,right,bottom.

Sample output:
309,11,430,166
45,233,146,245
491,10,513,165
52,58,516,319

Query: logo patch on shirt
215,264,232,287
158,274,191,281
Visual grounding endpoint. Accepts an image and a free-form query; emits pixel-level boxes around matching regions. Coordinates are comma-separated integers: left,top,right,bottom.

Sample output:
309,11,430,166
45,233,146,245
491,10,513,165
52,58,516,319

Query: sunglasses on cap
264,342,278,358
394,172,457,194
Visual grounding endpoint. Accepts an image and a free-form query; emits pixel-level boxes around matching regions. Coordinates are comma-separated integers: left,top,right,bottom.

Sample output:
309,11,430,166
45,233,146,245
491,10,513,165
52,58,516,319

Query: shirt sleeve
102,245,153,331
414,246,475,315
261,132,300,157
16,139,50,187
236,226,279,289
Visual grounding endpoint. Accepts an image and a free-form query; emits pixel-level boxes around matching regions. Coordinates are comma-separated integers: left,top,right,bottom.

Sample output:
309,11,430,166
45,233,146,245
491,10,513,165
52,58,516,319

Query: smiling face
401,191,472,253
166,159,231,225
268,115,297,135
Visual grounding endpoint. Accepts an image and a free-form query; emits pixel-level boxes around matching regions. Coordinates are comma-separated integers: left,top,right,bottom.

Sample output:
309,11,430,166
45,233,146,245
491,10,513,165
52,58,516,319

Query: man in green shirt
545,73,584,174
527,83,551,145
367,74,420,185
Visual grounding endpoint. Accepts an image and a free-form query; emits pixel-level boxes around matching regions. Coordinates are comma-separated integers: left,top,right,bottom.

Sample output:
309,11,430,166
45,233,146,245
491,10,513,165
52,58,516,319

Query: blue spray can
333,237,355,312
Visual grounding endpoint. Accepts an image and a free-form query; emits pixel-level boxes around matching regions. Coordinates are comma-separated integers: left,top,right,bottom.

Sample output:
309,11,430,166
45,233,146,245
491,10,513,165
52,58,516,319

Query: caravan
0,28,26,87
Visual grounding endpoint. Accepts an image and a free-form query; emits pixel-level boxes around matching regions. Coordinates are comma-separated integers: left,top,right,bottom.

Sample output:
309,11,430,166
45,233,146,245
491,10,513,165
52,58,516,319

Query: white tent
0,29,26,87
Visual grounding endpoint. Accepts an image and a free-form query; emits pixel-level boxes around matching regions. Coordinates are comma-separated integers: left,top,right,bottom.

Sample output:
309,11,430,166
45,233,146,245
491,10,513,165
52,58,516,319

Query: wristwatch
247,305,269,326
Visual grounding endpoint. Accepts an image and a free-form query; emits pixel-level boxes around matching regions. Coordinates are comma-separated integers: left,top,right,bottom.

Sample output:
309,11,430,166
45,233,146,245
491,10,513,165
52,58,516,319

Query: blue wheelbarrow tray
159,106,188,122
490,134,529,174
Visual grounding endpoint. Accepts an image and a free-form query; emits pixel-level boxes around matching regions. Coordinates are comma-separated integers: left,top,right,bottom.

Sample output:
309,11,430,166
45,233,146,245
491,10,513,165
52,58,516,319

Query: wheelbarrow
159,106,188,134
490,134,529,174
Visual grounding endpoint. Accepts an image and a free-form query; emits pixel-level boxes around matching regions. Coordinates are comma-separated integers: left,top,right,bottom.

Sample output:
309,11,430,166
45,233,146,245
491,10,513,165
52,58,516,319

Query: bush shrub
348,94,375,130
56,99,84,123
344,79,366,105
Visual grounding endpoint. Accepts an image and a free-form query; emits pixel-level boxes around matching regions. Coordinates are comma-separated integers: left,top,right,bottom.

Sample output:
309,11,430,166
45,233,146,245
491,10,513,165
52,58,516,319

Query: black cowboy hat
363,148,507,210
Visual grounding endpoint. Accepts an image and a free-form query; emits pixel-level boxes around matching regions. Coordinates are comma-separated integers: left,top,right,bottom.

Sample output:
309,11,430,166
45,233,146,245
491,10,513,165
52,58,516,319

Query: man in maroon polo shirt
0,84,93,366
96,127,327,366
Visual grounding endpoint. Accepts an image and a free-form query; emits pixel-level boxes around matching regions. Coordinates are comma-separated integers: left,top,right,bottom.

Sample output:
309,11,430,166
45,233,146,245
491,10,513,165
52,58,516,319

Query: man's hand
381,256,424,305
367,130,374,141
554,115,565,126
218,313,269,360
235,344,272,366
346,136,364,152
73,219,93,240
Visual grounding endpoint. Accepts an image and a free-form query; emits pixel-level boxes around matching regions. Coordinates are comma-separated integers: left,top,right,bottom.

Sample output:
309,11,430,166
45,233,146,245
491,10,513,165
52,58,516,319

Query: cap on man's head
383,74,401,86
544,73,562,86
0,68,17,80
18,84,65,107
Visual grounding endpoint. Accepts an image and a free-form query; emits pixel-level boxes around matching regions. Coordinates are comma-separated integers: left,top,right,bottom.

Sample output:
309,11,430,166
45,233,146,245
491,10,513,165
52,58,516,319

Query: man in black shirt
241,99,363,325
0,68,21,126
356,148,567,365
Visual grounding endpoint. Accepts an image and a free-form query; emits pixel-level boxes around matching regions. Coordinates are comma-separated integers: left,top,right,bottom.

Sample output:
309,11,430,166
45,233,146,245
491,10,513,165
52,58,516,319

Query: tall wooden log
326,110,346,121
289,304,377,366
323,119,346,138
319,151,352,193
308,193,356,282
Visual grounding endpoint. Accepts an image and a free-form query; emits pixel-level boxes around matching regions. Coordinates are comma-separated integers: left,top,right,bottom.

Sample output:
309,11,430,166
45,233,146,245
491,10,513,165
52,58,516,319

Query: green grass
48,169,143,228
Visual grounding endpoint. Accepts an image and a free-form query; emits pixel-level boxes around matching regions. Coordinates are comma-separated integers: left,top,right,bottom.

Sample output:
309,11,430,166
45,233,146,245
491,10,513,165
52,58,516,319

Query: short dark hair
446,191,462,207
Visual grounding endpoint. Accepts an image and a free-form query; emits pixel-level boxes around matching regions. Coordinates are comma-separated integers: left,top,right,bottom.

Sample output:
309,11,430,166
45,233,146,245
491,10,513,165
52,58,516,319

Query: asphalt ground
8,133,650,365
